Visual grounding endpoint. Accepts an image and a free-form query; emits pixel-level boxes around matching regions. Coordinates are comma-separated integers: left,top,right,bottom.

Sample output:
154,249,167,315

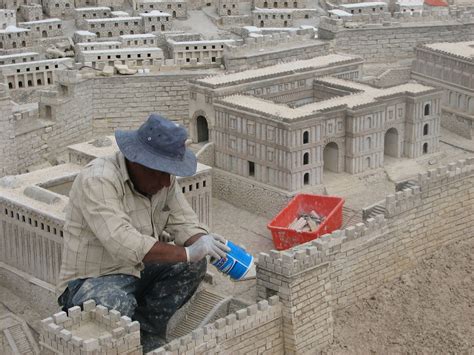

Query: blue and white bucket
212,241,254,281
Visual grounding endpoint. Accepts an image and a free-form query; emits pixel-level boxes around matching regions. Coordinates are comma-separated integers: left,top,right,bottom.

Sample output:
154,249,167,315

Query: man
57,114,229,352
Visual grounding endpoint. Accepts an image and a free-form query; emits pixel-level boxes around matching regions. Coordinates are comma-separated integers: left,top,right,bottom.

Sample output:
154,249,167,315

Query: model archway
323,142,339,172
196,116,209,143
384,128,399,157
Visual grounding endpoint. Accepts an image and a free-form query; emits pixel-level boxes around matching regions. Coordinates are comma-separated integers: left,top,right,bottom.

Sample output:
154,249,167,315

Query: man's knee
183,258,207,282
188,258,207,280
70,276,138,318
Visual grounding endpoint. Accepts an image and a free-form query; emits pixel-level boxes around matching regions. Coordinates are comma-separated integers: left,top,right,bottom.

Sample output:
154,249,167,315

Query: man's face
126,159,171,196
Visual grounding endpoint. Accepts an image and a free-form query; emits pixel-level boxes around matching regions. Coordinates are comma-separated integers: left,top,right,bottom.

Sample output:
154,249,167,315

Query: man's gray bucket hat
115,114,197,177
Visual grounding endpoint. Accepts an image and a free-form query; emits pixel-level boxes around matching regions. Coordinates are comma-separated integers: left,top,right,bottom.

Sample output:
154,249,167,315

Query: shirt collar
117,152,131,184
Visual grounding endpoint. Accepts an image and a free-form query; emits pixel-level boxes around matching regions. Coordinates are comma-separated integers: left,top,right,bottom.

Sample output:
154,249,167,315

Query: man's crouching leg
59,274,139,318
134,259,207,352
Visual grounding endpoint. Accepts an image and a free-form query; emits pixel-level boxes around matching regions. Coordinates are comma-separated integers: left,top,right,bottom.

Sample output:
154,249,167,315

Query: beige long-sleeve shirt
57,152,208,292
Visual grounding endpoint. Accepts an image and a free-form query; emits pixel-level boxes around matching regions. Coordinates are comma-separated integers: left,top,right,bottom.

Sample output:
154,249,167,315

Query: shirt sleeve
164,178,209,246
79,176,157,265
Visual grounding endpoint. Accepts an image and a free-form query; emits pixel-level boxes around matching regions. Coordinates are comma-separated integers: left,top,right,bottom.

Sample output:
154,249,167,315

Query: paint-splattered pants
58,260,207,352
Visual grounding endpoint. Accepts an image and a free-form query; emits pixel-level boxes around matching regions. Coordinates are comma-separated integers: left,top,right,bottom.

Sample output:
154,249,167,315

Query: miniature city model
0,0,473,353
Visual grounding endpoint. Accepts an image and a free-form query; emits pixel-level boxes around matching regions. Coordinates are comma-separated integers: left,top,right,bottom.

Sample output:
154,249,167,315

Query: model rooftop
217,77,436,120
340,1,386,7
140,11,171,16
196,54,362,87
81,47,163,54
75,6,111,11
120,33,156,38
168,39,235,45
86,16,141,22
0,52,38,59
19,18,61,24
422,41,474,61
0,58,71,68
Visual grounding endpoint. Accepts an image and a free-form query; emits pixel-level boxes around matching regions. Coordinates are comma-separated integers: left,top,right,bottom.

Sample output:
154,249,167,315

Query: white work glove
185,234,230,263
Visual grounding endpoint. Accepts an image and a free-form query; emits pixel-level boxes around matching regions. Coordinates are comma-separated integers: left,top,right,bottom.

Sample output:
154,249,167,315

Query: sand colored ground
325,237,474,354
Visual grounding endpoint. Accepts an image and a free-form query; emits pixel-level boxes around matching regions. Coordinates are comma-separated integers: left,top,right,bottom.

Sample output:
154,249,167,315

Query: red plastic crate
267,194,344,250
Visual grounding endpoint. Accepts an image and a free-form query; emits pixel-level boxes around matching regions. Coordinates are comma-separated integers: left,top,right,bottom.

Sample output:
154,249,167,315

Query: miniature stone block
127,321,140,333
41,317,54,330
257,300,269,311
48,323,63,335
67,306,81,318
247,304,258,316
53,311,68,324
96,304,109,316
98,334,113,345
345,226,356,239
120,315,132,327
71,336,83,347
109,309,121,323
214,318,226,329
112,327,125,338
59,329,72,342
236,309,247,320
83,299,96,311
83,338,99,351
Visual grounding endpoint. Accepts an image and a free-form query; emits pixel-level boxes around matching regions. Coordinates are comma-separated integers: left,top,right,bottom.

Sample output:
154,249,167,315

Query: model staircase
342,206,364,227
0,313,39,354
396,179,418,192
364,204,386,220
168,289,230,340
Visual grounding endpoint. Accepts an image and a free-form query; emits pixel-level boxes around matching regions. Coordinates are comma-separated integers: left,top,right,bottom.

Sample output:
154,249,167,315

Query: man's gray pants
58,260,207,352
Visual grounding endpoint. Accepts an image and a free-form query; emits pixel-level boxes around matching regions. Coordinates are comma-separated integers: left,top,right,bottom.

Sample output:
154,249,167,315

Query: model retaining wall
318,22,474,62
224,41,329,71
91,73,203,134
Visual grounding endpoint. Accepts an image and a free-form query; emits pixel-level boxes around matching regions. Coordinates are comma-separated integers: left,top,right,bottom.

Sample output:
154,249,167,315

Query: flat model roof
422,41,474,61
218,77,435,120
196,54,362,87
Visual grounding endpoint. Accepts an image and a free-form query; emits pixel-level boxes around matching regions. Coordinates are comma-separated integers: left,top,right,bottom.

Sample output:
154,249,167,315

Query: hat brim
115,130,197,177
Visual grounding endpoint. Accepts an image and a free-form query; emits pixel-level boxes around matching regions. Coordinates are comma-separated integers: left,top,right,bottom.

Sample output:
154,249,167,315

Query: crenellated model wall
257,157,474,353
150,296,283,354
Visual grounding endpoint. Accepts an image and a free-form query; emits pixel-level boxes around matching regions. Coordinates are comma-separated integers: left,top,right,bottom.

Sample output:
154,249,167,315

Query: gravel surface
325,237,474,354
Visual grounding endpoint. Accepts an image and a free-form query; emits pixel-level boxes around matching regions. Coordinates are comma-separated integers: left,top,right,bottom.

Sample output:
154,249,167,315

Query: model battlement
149,296,281,354
258,214,387,275
39,300,142,354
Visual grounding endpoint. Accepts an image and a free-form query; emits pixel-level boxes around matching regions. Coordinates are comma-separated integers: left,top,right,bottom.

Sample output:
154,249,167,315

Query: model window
248,161,255,177
424,103,430,116
303,131,309,144
303,152,309,165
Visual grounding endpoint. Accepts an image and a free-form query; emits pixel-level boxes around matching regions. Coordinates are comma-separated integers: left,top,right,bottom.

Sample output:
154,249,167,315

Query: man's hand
185,234,230,262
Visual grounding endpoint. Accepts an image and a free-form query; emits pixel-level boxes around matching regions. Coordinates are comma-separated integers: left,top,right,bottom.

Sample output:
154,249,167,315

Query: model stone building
190,55,441,191
83,11,171,38
18,18,64,39
0,26,33,52
134,0,187,19
412,41,474,140
19,4,43,22
0,9,15,29
167,38,235,66
218,0,239,16
42,0,75,18
253,8,294,27
253,0,307,9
